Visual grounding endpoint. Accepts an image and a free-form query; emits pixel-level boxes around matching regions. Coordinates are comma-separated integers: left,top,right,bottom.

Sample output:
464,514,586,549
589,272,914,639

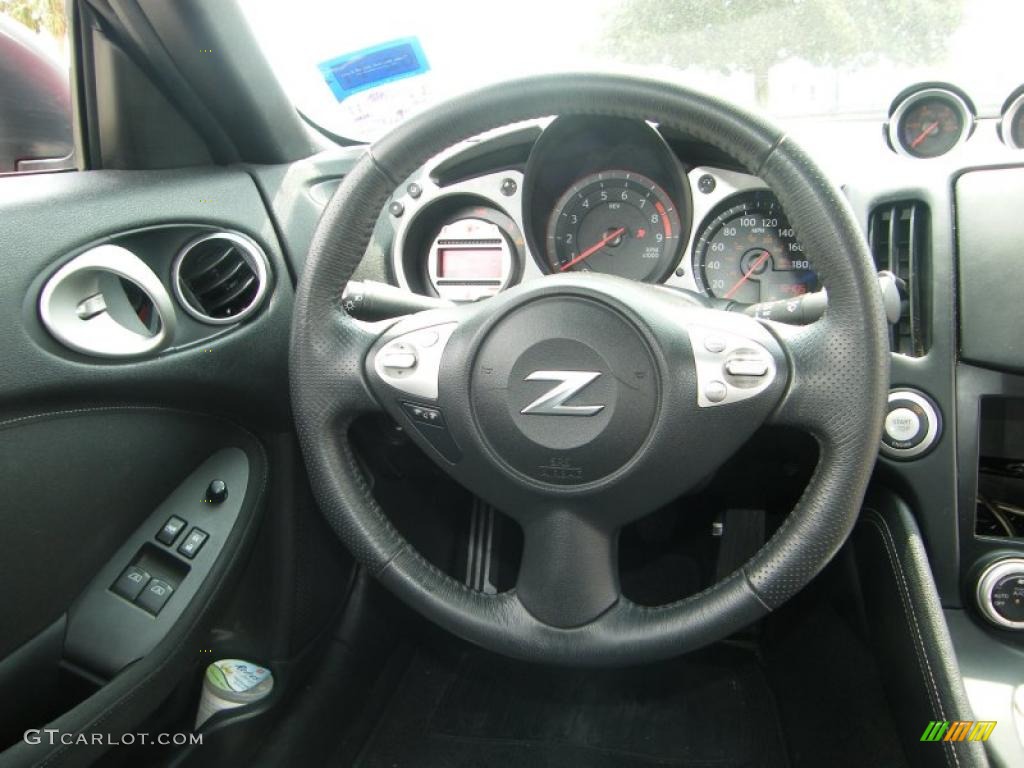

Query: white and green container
195,659,274,730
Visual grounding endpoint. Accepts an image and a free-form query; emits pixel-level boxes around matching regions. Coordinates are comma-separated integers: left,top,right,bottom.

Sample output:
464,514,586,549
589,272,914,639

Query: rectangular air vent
868,200,930,356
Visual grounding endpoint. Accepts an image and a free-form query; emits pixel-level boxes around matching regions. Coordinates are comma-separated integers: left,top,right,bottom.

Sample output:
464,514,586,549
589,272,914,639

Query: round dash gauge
546,170,682,282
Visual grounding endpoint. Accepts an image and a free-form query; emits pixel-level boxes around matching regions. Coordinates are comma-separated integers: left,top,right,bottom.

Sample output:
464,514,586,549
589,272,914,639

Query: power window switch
156,516,187,546
111,565,151,602
136,578,174,615
178,528,208,559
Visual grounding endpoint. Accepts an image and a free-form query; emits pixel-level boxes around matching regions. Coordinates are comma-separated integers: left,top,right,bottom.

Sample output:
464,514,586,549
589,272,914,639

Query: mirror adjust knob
204,479,228,504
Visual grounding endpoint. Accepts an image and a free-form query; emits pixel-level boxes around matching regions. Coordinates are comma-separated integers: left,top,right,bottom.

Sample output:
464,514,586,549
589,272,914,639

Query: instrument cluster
387,116,819,307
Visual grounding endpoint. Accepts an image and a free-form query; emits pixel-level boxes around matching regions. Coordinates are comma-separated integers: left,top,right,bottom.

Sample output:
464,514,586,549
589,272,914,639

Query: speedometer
545,170,682,282
693,192,818,304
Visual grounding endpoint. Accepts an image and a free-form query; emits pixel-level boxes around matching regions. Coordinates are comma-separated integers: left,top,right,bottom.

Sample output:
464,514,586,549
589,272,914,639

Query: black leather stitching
863,509,959,768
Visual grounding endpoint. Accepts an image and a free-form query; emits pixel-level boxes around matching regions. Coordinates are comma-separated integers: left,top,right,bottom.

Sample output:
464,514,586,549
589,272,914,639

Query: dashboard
387,116,820,310
251,76,1024,763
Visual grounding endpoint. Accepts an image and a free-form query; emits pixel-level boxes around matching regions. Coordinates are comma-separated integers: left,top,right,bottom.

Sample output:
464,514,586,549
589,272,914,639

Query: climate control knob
977,558,1024,629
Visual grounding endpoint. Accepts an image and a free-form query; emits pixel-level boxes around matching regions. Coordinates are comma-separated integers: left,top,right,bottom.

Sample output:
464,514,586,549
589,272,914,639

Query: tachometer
693,192,818,305
546,170,682,282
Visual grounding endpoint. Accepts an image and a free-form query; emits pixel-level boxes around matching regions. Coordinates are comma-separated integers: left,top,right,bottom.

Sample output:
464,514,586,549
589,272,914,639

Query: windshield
241,0,1023,143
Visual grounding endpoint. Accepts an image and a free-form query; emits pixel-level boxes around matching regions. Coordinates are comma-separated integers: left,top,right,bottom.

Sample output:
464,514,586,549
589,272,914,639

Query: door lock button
136,578,174,615
178,527,208,559
111,565,151,601
156,516,187,545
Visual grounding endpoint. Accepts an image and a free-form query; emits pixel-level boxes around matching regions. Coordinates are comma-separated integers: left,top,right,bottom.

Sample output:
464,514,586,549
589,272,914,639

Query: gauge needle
910,121,940,149
723,250,771,300
559,226,627,272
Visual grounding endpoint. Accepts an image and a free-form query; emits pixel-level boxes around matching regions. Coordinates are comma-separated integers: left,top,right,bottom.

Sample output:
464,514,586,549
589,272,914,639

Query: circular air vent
172,232,270,324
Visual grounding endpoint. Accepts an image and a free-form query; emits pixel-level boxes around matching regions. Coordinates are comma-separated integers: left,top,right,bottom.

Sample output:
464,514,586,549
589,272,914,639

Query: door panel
0,166,291,765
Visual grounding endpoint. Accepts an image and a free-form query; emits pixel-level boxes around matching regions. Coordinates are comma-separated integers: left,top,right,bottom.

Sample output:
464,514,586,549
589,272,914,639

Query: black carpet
353,644,788,768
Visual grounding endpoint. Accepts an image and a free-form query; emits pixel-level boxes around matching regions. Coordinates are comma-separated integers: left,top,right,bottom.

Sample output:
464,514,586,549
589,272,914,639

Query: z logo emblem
520,371,604,416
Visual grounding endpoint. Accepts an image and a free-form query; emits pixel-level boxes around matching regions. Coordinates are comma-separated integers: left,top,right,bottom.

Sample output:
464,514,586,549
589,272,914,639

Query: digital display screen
437,248,503,281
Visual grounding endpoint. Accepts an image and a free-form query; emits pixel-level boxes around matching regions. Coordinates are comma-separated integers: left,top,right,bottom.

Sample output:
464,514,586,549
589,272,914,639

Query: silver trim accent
520,371,604,416
389,153,771,301
1001,91,1024,150
976,558,1024,630
687,324,777,407
39,244,177,358
390,169,539,293
172,232,270,325
887,87,974,159
665,167,772,295
880,389,940,459
373,322,458,400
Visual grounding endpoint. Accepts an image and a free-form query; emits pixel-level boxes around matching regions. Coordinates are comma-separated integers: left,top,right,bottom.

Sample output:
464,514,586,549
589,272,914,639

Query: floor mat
353,644,788,768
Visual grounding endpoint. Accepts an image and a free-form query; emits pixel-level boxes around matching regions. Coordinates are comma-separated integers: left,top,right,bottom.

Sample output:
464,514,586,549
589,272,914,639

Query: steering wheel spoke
516,510,620,628
765,318,860,440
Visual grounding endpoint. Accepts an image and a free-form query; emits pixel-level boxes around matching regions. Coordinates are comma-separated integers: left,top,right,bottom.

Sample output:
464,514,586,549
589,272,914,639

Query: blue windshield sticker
319,37,430,102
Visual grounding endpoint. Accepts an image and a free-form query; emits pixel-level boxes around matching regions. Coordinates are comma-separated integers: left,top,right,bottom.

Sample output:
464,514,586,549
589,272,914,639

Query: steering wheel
290,73,889,666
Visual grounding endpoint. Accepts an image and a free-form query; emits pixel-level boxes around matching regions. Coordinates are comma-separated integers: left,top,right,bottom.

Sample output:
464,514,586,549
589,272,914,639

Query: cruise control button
111,565,151,601
725,358,769,377
705,380,728,403
156,516,187,545
136,578,174,615
704,336,727,354
884,407,921,443
178,528,208,559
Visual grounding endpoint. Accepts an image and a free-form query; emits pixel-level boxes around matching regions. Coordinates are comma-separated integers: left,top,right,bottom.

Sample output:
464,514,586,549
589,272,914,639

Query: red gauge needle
723,250,771,300
910,121,940,149
559,226,626,272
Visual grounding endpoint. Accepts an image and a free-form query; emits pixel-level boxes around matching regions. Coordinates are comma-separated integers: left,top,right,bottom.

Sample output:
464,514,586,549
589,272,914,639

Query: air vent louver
173,233,269,324
868,201,929,356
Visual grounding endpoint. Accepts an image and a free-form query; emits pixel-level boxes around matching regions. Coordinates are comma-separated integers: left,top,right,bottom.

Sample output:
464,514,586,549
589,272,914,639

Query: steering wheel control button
976,558,1024,629
156,515,188,545
404,403,443,424
880,389,941,460
724,357,769,377
111,565,152,602
687,325,777,407
414,330,439,348
204,479,228,505
373,322,458,400
703,336,726,353
473,296,658,486
400,402,461,462
178,528,209,559
704,380,728,403
136,578,174,616
380,347,417,371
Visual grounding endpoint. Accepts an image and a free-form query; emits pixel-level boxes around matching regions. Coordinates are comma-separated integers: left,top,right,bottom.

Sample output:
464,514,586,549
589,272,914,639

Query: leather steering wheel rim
290,73,890,666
